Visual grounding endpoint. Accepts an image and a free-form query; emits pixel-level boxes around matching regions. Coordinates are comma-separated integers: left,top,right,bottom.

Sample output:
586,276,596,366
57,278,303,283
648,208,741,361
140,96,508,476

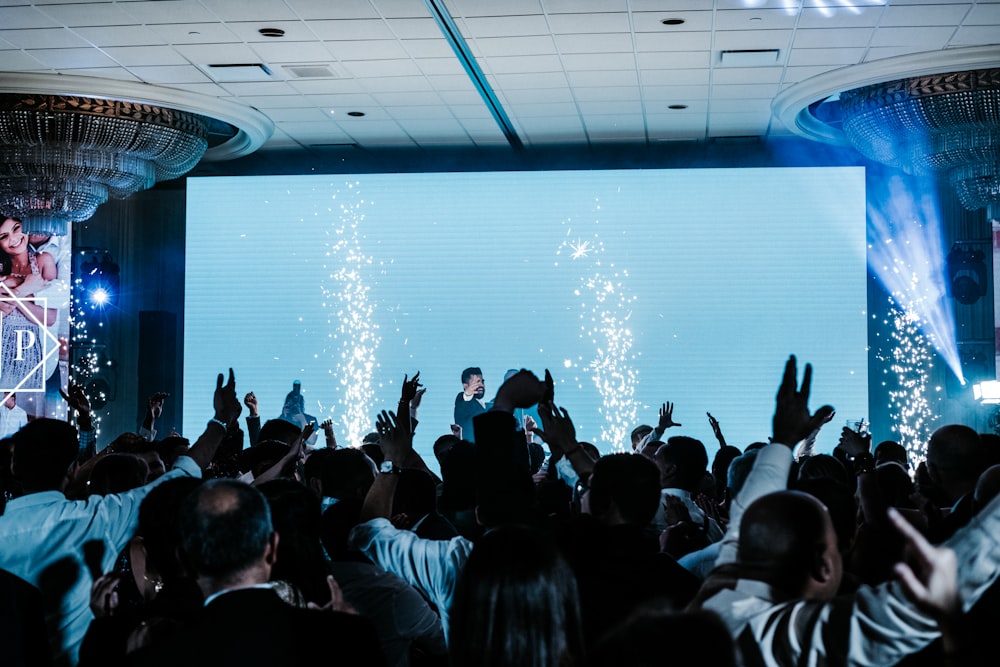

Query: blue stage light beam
867,174,964,385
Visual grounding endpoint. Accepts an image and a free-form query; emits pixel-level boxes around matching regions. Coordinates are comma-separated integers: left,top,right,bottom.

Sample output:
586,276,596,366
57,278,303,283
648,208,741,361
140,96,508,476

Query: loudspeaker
138,310,179,432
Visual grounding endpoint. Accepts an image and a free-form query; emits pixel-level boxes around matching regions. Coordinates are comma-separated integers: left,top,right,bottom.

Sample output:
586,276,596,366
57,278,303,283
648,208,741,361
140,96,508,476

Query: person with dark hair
926,424,990,540
448,524,585,667
453,366,486,443
651,436,723,542
0,565,53,667
86,453,150,495
392,468,458,540
128,478,384,667
874,439,909,469
0,369,241,667
302,446,376,513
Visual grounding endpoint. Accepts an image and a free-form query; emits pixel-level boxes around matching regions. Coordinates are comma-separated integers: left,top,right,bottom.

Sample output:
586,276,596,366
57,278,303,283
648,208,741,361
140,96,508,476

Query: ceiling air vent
199,63,273,82
284,65,340,79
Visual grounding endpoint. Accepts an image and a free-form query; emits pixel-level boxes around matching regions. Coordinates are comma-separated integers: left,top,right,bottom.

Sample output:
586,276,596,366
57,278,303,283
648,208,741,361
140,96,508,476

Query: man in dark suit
128,478,384,667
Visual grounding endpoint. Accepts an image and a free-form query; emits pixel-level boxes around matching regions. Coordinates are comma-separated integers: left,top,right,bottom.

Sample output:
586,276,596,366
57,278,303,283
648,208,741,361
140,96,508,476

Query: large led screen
185,168,868,464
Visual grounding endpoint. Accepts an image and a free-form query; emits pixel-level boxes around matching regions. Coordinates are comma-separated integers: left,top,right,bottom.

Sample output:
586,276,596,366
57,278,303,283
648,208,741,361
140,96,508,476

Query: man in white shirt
0,392,28,438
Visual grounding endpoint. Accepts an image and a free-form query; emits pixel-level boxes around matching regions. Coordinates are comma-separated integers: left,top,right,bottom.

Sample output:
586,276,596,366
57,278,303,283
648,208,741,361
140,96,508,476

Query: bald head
738,490,841,600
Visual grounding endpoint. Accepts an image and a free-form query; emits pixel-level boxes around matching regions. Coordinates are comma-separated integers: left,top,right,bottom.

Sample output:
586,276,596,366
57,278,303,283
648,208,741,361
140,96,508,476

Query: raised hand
375,409,411,463
534,401,578,455
400,371,423,403
657,402,682,430
59,381,92,416
836,424,872,459
772,355,835,447
147,392,169,420
308,574,358,614
491,368,548,413
243,391,259,417
707,412,727,447
213,368,241,426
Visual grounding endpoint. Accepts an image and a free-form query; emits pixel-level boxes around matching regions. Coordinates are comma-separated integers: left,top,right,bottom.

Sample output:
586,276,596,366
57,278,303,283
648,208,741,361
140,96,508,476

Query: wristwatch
379,460,400,475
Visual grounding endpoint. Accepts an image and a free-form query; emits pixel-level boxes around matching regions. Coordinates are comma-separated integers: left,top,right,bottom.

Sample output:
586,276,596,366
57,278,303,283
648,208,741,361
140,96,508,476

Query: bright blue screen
184,167,868,466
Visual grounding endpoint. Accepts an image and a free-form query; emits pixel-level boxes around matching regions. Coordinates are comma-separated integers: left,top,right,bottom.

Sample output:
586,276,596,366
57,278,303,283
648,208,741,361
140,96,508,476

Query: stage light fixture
946,244,988,305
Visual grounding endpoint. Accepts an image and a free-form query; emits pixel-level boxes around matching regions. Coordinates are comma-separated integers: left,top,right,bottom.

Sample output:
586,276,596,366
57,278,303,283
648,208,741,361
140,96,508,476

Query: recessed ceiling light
258,28,285,38
661,18,685,26
668,104,688,110
347,111,365,117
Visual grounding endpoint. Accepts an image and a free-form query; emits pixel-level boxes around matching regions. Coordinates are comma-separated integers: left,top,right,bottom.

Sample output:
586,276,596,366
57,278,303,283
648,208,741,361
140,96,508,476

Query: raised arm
183,369,242,470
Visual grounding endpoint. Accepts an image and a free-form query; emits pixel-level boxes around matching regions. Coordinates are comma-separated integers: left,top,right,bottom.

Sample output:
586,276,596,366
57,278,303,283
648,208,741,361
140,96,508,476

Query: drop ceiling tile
642,84,709,100
385,18,441,39
864,45,931,60
711,83,780,99
225,21,318,42
566,69,639,87
560,52,636,70
302,93,378,107
782,65,841,83
515,115,585,134
342,58,422,77
104,45,188,66
175,43,260,63
715,8,799,30
631,0,706,9
37,2,137,26
462,15,550,38
146,23,240,44
0,50,45,69
288,78,365,94
639,68,709,86
0,6,61,29
217,80,299,95
425,74,479,91
279,123,354,142
644,100,708,114
401,39,455,58
715,29,793,51
712,67,783,85
123,1,220,24
491,71,570,89
573,86,640,101
266,107,333,122
459,118,506,137
871,26,956,47
710,98,772,114
497,85,573,102
797,6,884,28
882,4,972,26
546,13,631,34
128,64,213,83
200,0,298,21
360,76,437,93
339,119,406,137
545,0,628,13
951,25,1000,44
577,100,643,115
72,25,167,47
790,27,874,48
470,35,557,57
327,39,409,60
241,94,313,108
449,104,493,119
966,4,1000,24
370,91,444,105
554,33,634,53
707,112,771,136
0,28,90,49
29,47,118,68
310,19,396,40
632,11,712,32
161,82,229,96
284,0,380,19
786,47,866,66
250,41,333,63
636,50,711,68
448,0,544,18
387,105,453,120
438,89,485,104
484,54,563,74
414,58,466,75
634,31,711,52
511,102,580,117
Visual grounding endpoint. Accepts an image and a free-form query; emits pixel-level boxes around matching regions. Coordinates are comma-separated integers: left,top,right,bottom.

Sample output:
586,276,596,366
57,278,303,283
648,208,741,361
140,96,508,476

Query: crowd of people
2,355,1000,667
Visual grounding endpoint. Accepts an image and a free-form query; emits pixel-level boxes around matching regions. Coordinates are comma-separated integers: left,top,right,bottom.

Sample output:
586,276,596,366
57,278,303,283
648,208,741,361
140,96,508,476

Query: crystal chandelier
773,46,1000,216
0,73,273,235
